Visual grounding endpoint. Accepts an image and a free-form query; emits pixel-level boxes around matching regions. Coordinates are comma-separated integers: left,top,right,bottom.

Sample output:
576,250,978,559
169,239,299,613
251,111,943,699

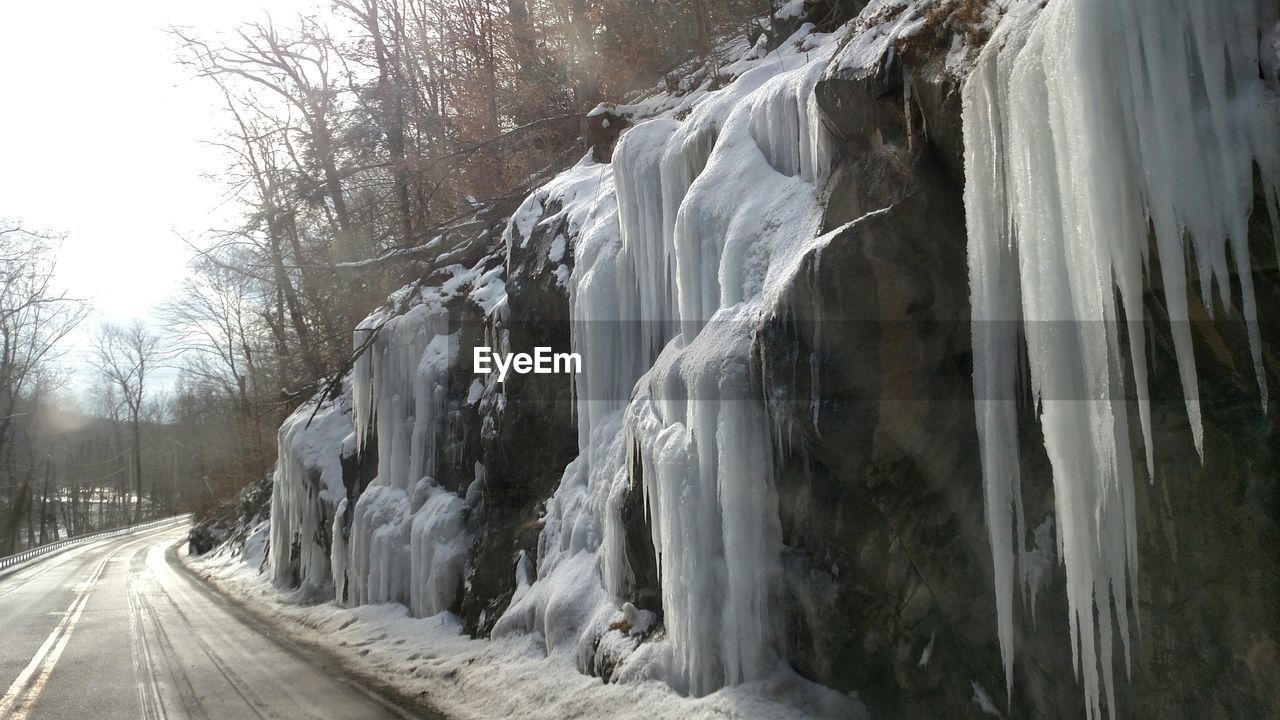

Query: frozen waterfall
345,297,469,615
496,23,838,697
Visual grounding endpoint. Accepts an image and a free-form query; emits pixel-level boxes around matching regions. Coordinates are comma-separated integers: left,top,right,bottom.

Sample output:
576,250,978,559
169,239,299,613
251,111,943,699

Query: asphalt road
0,522,434,720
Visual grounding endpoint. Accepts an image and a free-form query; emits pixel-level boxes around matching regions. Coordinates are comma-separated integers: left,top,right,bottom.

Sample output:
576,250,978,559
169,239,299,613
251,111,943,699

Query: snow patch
191,544,868,720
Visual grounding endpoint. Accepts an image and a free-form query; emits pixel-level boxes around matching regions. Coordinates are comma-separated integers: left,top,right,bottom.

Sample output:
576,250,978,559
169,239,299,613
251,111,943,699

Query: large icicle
620,26,835,696
963,0,1279,717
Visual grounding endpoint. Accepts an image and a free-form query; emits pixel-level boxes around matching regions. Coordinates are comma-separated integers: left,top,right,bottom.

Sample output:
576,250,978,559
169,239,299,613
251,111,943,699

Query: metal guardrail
0,514,192,574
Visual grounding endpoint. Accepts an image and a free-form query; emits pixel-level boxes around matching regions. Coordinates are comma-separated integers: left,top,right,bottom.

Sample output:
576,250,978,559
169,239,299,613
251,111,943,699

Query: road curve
0,523,437,720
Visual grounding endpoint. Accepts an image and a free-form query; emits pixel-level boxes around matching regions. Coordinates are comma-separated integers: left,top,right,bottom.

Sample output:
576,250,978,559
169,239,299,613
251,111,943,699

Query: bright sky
0,0,320,394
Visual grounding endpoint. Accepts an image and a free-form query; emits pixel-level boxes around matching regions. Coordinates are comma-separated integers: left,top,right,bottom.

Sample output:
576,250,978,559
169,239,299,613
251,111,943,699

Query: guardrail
0,514,192,574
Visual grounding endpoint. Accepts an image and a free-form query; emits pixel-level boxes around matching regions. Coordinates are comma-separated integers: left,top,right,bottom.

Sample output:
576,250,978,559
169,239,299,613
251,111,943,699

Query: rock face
462,192,581,635
759,32,1014,715
260,2,1279,718
753,6,1280,719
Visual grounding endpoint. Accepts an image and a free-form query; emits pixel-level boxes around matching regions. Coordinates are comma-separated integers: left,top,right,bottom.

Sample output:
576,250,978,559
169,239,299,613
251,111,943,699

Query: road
0,522,433,720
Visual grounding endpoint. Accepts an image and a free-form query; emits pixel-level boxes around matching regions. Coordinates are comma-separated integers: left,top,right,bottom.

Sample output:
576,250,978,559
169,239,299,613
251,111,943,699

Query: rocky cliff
256,1,1280,717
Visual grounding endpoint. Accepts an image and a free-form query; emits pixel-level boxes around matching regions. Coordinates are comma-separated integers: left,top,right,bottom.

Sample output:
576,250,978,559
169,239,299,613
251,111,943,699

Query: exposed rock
462,193,580,635
586,106,630,163
754,8,1280,718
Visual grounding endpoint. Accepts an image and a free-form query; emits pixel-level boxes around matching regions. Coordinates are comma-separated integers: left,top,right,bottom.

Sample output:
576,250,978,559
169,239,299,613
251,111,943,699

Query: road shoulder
171,540,448,720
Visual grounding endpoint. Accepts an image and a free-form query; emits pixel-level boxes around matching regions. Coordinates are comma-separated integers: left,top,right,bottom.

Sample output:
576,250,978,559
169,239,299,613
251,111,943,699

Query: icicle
616,33,834,696
408,478,468,617
331,498,349,603
345,296,471,615
615,119,682,361
963,0,1279,717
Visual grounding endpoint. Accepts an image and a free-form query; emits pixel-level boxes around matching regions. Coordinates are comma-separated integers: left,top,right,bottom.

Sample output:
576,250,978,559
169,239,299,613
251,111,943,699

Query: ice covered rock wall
964,0,1280,717
343,281,490,615
268,387,354,598
262,1,1280,717
491,21,846,697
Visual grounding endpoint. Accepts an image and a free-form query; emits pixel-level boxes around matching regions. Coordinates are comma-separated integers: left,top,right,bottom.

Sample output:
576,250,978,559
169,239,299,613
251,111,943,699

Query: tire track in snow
136,546,277,720
127,546,200,720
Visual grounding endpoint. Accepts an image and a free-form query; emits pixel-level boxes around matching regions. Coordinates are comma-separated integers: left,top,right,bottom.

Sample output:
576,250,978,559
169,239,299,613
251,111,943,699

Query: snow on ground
188,542,867,720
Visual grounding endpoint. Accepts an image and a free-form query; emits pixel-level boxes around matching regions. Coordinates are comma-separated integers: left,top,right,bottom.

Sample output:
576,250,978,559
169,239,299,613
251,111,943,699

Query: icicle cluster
344,299,469,615
624,45,834,695
494,23,840,697
963,0,1279,717
268,389,353,597
271,14,851,701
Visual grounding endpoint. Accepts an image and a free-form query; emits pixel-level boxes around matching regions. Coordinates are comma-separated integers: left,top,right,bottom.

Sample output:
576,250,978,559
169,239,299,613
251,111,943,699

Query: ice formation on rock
626,45,835,695
288,258,496,617
268,385,353,597
964,0,1279,716
270,11,857,703
496,22,838,697
340,279,479,614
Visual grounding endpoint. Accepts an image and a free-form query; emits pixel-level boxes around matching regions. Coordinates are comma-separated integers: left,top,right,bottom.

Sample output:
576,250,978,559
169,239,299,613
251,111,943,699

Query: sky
0,0,320,396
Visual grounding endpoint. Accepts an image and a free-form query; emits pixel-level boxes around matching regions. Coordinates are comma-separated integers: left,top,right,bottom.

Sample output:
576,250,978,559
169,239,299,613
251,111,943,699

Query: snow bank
963,0,1280,717
192,545,866,720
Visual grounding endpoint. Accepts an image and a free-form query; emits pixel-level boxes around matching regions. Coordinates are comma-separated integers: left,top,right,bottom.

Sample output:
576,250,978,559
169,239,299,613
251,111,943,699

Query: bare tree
92,321,166,523
173,20,353,243
161,258,273,480
0,222,88,552
151,0,772,525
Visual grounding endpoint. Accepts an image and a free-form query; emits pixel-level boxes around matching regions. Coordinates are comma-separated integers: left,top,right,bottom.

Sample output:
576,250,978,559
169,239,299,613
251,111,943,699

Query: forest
0,0,790,552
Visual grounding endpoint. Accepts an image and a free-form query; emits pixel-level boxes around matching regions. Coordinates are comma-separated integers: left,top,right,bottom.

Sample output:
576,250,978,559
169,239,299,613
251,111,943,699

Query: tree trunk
308,112,353,246
55,491,67,541
71,482,81,535
131,424,143,524
361,0,414,244
39,457,50,544
4,482,29,553
692,0,712,58
25,481,35,547
569,0,600,142
506,0,540,96
266,217,323,382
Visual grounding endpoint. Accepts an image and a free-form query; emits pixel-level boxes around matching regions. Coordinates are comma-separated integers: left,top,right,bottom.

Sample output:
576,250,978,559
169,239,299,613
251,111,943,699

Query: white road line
6,589,96,720
0,552,110,718
0,526,184,719
0,545,96,599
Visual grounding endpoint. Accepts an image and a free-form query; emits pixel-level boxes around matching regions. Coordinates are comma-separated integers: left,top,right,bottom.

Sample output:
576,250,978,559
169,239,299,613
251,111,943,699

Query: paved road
0,522,431,720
